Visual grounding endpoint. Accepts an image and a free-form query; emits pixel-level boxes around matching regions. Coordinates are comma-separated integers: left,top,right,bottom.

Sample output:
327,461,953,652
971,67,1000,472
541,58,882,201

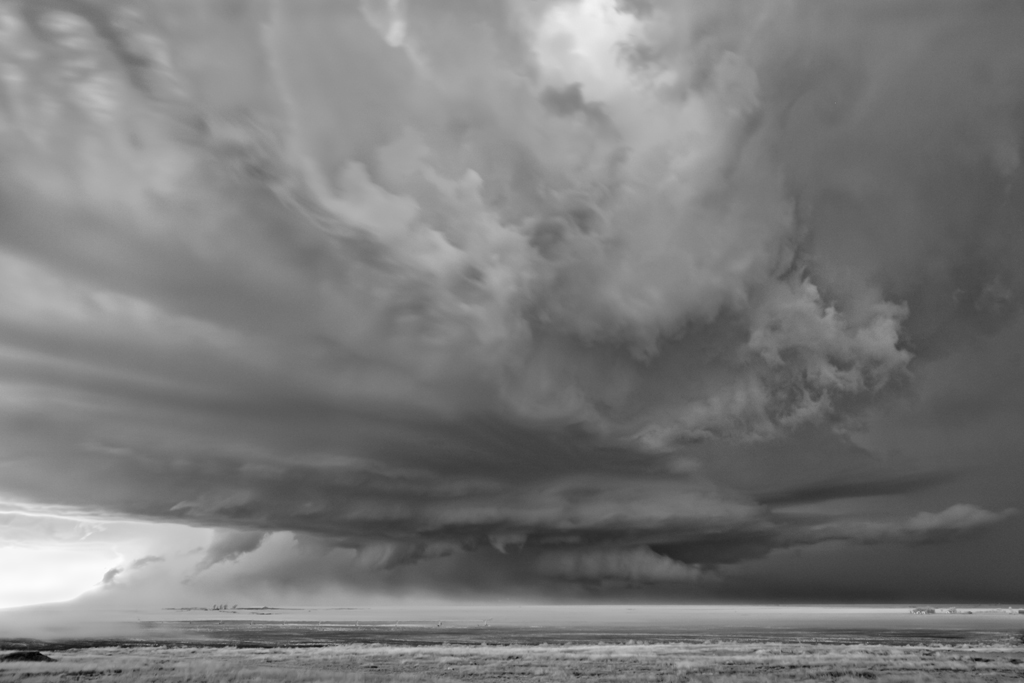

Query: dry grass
1,640,1023,682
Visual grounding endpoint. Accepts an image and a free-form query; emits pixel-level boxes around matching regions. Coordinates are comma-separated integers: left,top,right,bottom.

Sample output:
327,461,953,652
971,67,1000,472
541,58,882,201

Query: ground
2,639,1024,682
2,606,1023,681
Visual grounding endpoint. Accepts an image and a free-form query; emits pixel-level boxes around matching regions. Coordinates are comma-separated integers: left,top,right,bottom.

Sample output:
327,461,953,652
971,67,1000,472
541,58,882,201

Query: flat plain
2,606,1023,682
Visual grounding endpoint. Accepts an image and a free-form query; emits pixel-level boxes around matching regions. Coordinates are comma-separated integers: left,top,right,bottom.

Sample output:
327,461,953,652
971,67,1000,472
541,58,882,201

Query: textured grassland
2,640,1024,682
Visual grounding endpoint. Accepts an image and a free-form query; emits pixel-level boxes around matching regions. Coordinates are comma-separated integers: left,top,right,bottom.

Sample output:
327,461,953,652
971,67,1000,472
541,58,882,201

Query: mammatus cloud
0,0,1021,603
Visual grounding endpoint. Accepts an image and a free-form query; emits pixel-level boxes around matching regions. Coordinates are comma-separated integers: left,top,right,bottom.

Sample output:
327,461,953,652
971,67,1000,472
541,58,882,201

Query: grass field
2,639,1024,682
2,607,1023,681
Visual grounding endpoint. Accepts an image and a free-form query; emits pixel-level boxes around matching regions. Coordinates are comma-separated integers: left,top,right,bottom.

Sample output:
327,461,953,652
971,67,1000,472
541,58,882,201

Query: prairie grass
1,640,1023,682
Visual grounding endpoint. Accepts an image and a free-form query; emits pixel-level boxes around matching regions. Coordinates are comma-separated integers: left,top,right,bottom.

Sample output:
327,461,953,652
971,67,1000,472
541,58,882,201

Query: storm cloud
0,0,1022,604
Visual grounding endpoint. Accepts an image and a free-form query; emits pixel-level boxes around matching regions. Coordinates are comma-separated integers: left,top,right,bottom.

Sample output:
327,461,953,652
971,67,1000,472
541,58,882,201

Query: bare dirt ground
2,639,1024,682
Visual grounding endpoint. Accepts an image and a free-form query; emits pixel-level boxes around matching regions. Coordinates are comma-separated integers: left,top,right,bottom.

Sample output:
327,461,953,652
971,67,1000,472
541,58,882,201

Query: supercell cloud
0,0,1022,603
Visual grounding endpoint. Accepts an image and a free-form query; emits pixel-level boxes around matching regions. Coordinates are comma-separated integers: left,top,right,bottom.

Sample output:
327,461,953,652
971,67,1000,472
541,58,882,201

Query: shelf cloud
0,0,1022,604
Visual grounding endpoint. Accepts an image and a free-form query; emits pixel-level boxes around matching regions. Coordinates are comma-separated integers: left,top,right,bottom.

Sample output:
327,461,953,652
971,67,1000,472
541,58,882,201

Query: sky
0,0,1022,611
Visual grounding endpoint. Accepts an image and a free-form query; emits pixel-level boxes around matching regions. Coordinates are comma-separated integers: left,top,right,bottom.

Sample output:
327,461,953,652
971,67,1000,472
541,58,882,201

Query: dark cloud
0,0,1021,604
129,555,164,569
756,470,959,507
194,530,267,573
801,505,1018,546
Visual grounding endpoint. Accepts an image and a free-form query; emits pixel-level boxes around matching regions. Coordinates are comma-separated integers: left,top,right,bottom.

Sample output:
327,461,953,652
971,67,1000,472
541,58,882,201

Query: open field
4,605,1024,645
2,607,1023,681
2,640,1024,682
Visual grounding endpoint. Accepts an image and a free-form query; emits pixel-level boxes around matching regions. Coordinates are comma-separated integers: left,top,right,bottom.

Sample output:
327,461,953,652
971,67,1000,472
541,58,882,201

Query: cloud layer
0,0,1022,603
